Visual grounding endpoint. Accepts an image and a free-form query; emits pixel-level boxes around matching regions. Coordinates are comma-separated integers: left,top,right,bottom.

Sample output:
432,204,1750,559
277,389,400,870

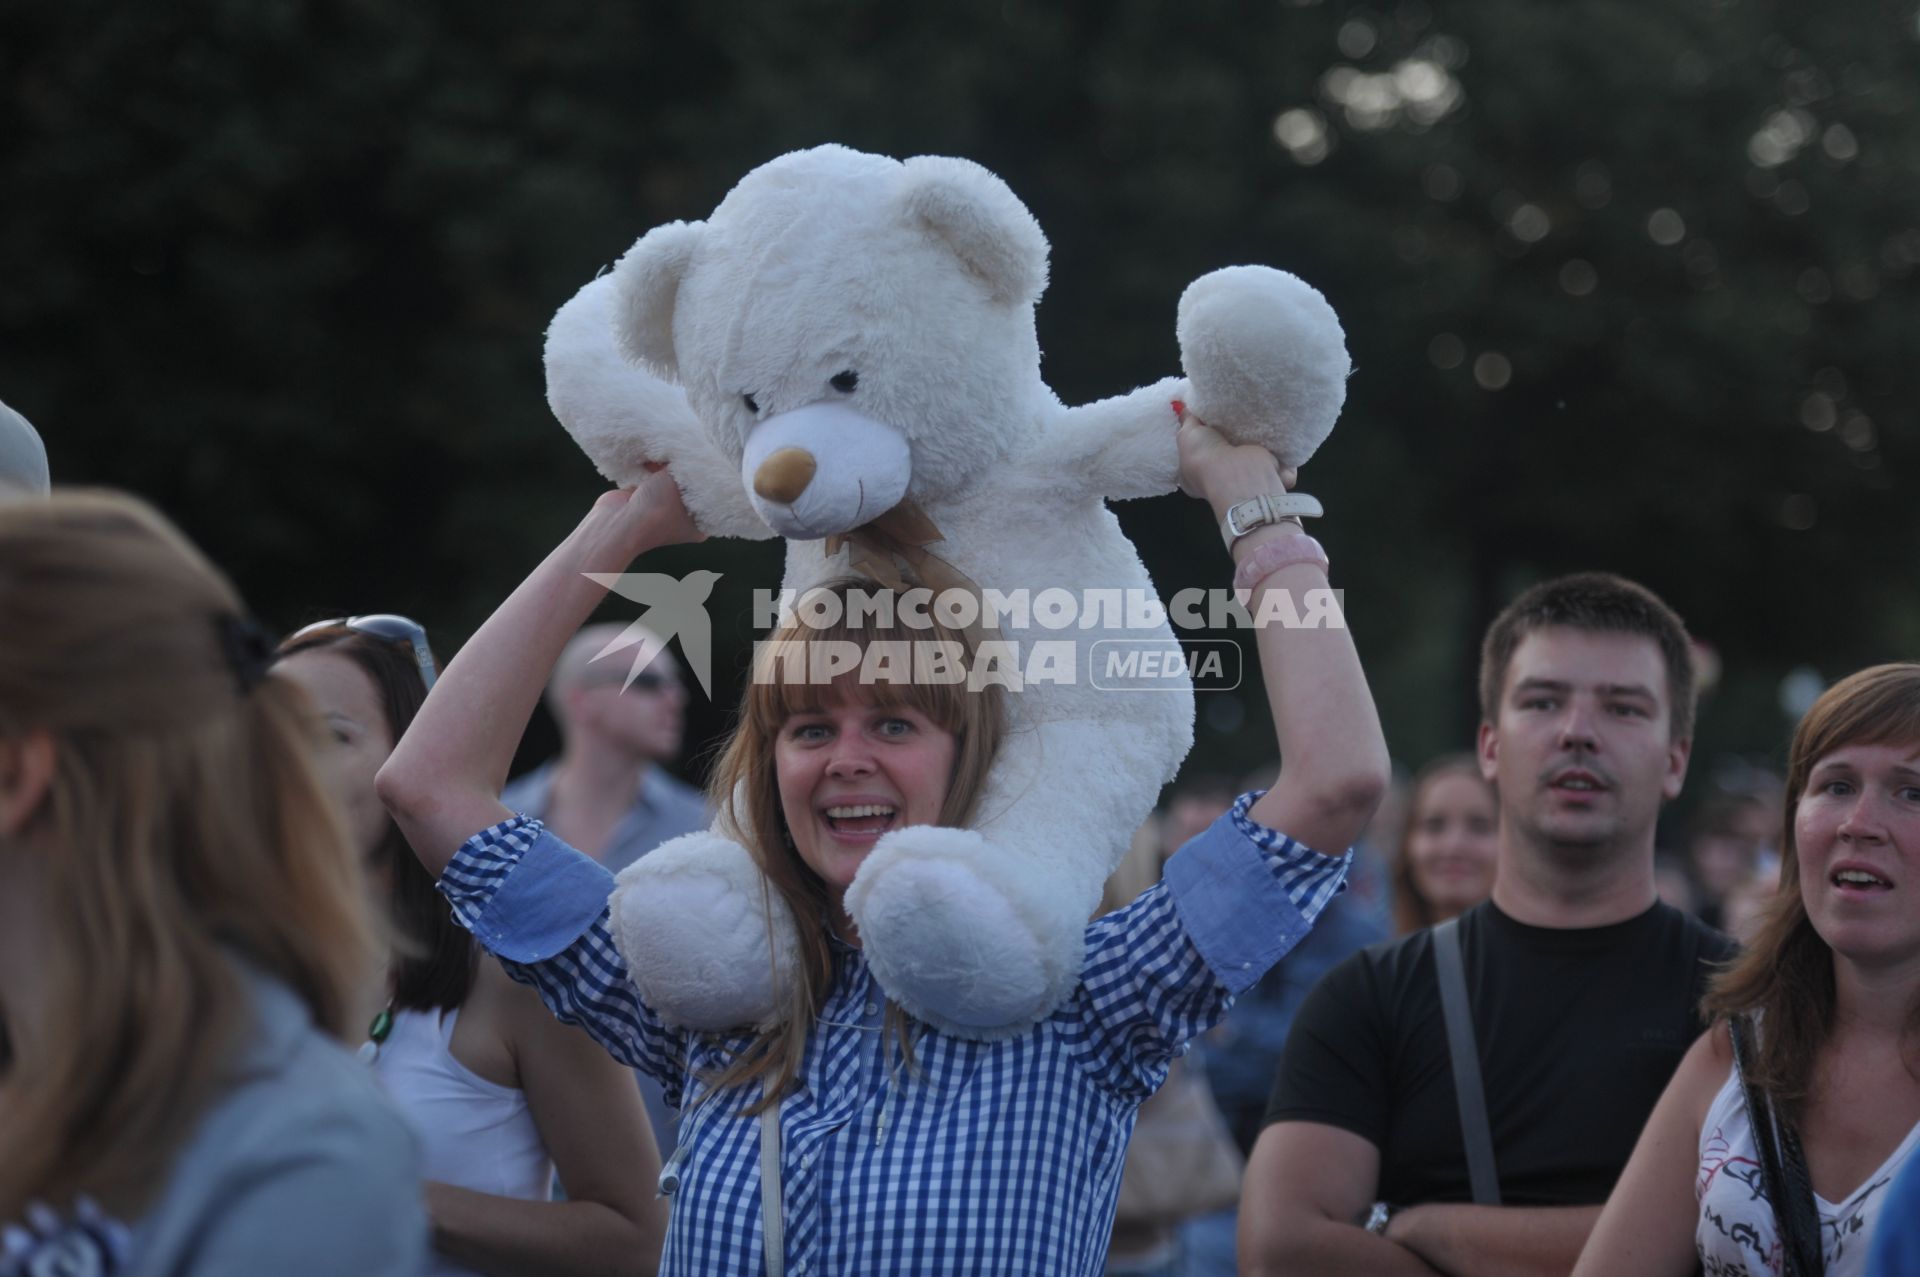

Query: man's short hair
1478,572,1695,739
545,622,675,719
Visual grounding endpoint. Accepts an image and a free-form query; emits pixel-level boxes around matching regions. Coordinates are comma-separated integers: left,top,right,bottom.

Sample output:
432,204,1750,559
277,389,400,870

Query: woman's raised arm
378,471,702,877
1175,412,1389,855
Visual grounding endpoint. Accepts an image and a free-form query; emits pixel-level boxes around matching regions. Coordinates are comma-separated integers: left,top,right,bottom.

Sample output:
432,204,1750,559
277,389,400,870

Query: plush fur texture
544,144,1349,1038
608,829,798,1032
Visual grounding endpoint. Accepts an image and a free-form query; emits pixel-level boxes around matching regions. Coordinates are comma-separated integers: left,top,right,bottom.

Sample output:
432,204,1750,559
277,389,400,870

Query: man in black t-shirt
1240,574,1735,1277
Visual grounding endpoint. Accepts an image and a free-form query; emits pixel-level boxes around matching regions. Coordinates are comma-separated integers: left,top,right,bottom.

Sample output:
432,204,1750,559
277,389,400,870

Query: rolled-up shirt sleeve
440,815,615,961
1072,792,1352,1098
440,815,686,1091
1164,791,1350,996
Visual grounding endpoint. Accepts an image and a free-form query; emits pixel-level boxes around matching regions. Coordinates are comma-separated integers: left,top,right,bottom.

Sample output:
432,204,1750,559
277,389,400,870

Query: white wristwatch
1220,491,1323,548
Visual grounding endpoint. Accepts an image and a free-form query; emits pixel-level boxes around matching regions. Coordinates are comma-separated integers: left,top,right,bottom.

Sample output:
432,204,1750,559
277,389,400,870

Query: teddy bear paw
1176,264,1350,466
845,826,1087,1038
608,830,798,1032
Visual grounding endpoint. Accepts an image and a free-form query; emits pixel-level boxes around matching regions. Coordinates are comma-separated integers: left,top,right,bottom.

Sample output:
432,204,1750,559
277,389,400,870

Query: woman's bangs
748,609,974,736
1794,665,1920,791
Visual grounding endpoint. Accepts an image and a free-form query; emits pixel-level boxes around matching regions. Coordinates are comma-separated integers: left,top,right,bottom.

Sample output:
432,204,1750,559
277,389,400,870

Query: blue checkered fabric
440,793,1347,1277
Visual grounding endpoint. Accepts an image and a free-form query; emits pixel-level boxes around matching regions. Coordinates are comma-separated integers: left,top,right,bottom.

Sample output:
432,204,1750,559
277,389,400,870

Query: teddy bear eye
742,393,759,414
829,370,859,393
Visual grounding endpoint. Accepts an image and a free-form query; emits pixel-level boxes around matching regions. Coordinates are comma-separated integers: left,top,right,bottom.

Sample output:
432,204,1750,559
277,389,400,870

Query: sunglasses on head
291,613,438,691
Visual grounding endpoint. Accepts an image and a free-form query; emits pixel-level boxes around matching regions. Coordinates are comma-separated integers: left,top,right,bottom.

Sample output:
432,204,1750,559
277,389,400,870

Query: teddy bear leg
844,825,1087,1038
607,829,800,1032
846,706,1183,1037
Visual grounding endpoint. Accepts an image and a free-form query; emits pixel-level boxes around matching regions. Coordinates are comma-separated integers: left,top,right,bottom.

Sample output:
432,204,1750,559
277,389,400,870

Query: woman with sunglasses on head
277,616,667,1277
1574,663,1920,1277
377,415,1389,1276
0,492,424,1276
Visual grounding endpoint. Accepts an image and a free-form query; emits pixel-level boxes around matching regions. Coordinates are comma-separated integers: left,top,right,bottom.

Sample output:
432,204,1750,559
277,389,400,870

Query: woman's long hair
0,492,381,1218
1702,662,1920,1114
703,580,1008,1109
276,625,462,1013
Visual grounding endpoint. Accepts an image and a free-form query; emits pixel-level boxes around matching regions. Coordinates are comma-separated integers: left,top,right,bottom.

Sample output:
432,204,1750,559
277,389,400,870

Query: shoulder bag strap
1728,1014,1824,1277
1432,916,1502,1206
760,1102,785,1277
1776,1121,1827,1277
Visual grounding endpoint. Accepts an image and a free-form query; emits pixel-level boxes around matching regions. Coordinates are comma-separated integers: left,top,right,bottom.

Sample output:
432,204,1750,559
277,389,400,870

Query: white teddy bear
545,143,1349,1039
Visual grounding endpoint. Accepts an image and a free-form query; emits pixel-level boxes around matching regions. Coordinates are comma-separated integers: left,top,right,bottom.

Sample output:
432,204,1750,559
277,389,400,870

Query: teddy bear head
613,145,1055,540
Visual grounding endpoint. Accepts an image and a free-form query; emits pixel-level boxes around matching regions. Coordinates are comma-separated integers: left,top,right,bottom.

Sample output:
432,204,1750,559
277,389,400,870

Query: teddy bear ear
611,220,706,381
898,156,1049,307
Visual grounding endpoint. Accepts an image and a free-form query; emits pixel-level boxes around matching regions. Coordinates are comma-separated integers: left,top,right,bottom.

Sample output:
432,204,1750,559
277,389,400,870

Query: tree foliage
2,0,1913,779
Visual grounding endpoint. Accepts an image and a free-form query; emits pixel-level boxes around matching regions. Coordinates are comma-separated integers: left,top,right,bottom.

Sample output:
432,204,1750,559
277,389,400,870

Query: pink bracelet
1232,530,1330,594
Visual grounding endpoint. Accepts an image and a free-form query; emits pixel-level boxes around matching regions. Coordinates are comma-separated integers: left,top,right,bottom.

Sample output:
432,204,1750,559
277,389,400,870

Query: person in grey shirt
124,962,428,1277
0,399,49,497
502,622,708,1159
502,622,708,878
0,491,424,1277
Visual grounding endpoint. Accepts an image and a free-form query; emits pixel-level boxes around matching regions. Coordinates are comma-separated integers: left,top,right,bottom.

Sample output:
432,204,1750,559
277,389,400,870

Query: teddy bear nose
753,447,817,505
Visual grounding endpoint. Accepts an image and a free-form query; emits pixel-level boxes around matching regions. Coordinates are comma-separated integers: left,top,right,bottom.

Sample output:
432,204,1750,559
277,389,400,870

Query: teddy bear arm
565,399,771,541
663,428,781,542
970,712,1183,891
1043,376,1187,503
544,273,775,540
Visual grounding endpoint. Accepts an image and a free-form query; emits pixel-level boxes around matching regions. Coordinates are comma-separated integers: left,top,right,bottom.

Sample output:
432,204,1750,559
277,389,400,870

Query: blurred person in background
1159,774,1241,859
502,622,707,879
1180,776,1392,1277
1103,818,1246,1277
501,621,710,1160
1192,753,1484,1277
0,492,424,1276
1575,662,1920,1277
1718,862,1784,947
1391,753,1499,935
279,617,665,1277
1684,787,1780,931
1172,759,1398,1155
0,399,48,498
1652,851,1699,915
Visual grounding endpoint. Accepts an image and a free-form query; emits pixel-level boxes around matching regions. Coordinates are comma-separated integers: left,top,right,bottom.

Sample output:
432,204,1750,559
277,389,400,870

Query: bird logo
579,570,724,699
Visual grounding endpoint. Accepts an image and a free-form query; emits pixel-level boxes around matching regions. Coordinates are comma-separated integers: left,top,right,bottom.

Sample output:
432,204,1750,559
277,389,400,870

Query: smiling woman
1392,754,1497,934
374,413,1390,1276
1574,662,1920,1277
696,579,1005,1103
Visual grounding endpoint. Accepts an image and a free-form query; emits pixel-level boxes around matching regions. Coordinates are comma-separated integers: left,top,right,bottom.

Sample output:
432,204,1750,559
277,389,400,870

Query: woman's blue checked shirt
440,794,1347,1277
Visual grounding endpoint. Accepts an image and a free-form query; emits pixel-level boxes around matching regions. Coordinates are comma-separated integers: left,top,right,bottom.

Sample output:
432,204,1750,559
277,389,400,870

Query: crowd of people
1,396,1916,1277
